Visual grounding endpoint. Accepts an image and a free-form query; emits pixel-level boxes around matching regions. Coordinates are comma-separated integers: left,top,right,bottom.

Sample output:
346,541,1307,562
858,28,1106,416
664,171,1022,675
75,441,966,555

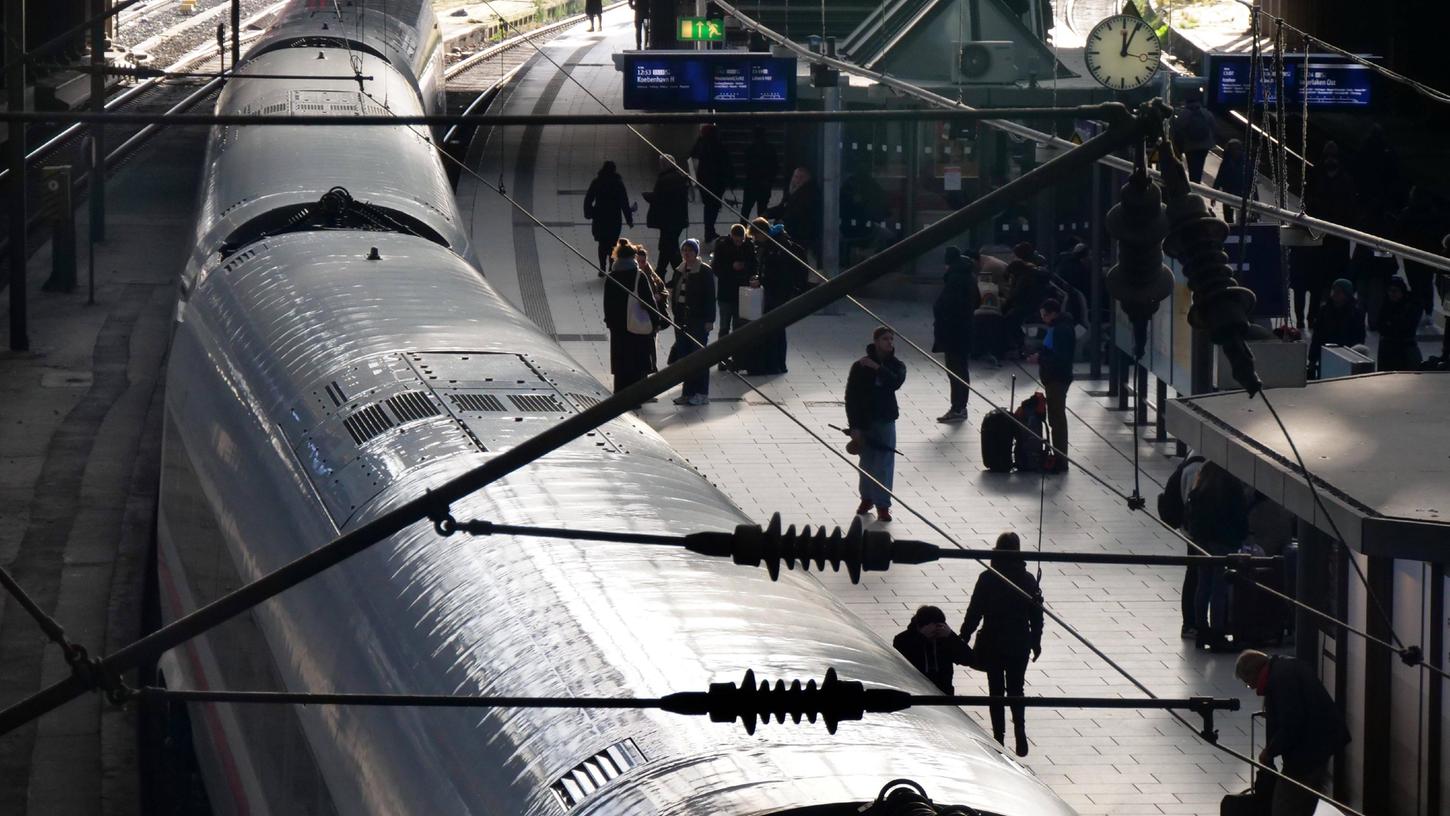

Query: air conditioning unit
956,41,1017,84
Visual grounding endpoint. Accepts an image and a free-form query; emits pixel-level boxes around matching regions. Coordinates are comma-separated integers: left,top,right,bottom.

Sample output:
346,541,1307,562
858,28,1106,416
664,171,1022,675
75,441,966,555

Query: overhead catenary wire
440,17,1364,811
477,0,1435,692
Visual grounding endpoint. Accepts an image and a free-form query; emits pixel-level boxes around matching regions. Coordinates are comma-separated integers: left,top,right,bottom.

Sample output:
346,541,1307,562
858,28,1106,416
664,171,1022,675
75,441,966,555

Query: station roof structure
1166,372,1450,563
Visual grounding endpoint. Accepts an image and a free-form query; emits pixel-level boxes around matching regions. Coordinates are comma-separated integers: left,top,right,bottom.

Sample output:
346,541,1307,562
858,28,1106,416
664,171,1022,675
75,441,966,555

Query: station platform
459,7,1265,813
0,114,203,812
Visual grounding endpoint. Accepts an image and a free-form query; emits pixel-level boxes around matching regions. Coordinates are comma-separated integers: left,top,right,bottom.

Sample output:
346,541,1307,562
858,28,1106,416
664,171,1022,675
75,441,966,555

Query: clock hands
1121,21,1141,58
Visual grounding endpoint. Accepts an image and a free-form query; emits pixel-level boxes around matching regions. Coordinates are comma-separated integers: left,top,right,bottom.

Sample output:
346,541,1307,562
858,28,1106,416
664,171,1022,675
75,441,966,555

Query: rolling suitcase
1220,712,1274,815
980,376,1017,473
1231,565,1287,648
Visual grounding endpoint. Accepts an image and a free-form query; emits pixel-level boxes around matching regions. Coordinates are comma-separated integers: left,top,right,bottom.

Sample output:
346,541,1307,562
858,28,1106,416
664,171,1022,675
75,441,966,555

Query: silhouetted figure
846,327,906,521
1235,650,1350,816
1307,278,1366,377
893,605,973,694
602,241,666,394
1299,142,1357,328
1027,298,1074,472
1170,94,1216,183
627,0,649,49
710,224,755,358
961,532,1044,757
666,238,716,406
585,0,602,31
643,155,690,272
583,161,633,276
1376,277,1422,371
1185,462,1247,651
689,124,734,242
768,167,822,262
933,246,979,422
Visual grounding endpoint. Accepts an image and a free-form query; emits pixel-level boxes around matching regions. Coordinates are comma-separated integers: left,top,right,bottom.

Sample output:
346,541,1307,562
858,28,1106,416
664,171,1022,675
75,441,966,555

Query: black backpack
1012,392,1048,472
1157,455,1205,529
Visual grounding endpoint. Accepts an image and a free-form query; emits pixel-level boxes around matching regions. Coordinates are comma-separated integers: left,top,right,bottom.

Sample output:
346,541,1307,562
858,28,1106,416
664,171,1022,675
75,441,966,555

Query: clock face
1085,15,1163,91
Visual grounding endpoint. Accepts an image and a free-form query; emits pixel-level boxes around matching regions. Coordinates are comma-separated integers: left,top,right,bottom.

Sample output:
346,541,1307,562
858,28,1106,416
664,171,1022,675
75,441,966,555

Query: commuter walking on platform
741,126,779,220
1307,278,1366,377
1376,276,1422,371
584,161,634,277
1213,139,1252,223
768,167,822,263
689,124,735,243
602,241,667,395
585,0,603,31
1234,650,1350,816
627,0,648,49
754,221,807,374
1170,93,1217,184
1300,143,1357,328
1026,298,1074,472
893,605,974,694
1395,186,1441,323
710,224,755,362
667,239,716,406
1185,462,1247,652
845,327,906,521
933,246,979,423
961,532,1044,757
643,155,690,272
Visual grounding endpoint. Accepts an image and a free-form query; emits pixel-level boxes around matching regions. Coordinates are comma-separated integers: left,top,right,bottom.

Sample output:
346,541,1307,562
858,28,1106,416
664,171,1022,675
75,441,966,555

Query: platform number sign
678,17,725,42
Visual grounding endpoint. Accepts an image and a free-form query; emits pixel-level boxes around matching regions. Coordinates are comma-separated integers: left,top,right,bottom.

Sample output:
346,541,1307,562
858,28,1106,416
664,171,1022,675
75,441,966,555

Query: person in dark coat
1394,186,1442,322
583,161,634,276
741,126,779,219
627,0,648,49
688,124,734,242
1027,299,1075,472
767,167,822,262
1308,278,1366,377
893,605,974,694
666,239,716,406
1169,94,1217,184
845,327,906,521
642,155,691,273
1235,650,1350,816
1300,142,1357,329
602,241,666,395
751,220,806,375
1185,462,1247,651
710,224,754,358
1376,276,1423,371
584,0,603,31
1213,138,1252,223
961,532,1044,757
932,246,979,423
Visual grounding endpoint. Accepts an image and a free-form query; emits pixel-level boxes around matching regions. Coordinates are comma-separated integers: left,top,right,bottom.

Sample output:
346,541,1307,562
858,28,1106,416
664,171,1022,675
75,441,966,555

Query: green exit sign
678,17,725,42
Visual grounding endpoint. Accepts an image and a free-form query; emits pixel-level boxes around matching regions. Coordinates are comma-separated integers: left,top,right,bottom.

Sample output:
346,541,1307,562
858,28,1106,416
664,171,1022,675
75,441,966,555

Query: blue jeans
1194,564,1229,632
857,421,896,509
717,299,741,339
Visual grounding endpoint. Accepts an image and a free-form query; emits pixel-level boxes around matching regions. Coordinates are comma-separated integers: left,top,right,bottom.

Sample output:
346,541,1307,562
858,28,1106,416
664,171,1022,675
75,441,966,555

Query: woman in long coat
584,161,633,276
602,242,666,394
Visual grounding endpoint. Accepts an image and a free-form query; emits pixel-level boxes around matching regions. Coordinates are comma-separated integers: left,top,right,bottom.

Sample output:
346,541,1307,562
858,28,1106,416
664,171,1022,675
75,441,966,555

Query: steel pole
89,0,105,244
0,116,1152,736
1088,162,1103,379
7,0,29,351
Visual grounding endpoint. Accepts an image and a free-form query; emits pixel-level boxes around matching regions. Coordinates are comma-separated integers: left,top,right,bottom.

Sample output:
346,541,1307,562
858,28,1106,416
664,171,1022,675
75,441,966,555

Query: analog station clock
1084,15,1163,91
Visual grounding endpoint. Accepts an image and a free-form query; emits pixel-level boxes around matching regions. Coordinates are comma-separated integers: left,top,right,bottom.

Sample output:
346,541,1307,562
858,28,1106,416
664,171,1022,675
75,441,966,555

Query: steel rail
0,113,1150,737
442,1,629,82
714,0,1450,276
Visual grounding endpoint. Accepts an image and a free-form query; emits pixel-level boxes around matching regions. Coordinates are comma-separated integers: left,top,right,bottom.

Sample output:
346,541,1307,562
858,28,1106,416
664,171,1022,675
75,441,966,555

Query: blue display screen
1209,53,1374,109
623,53,797,110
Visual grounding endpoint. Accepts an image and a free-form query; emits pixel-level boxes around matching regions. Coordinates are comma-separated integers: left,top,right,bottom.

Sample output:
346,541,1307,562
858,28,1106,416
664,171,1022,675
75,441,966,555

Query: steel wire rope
715,0,1450,280
581,6,1434,797
1232,4,1262,278
462,0,1430,688
425,61,1363,815
471,0,1167,517
1252,390,1446,680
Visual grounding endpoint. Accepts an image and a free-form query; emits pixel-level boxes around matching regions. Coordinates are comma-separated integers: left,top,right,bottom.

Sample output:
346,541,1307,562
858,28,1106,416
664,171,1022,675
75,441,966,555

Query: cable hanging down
129,668,1240,739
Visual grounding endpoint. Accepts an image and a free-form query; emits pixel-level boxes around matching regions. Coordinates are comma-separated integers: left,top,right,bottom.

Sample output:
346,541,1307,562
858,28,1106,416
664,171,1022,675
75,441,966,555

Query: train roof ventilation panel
549,739,646,812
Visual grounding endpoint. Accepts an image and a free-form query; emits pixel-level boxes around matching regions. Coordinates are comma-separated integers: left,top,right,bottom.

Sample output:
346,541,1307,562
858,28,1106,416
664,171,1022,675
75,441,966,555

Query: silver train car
156,2,1080,814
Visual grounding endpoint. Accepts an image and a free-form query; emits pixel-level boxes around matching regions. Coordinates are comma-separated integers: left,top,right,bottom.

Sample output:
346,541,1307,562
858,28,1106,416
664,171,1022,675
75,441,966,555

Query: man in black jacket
932,246,979,422
741,127,779,219
893,605,973,694
1235,650,1350,816
1027,298,1074,472
845,327,906,521
643,155,691,272
710,225,754,358
688,124,734,242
